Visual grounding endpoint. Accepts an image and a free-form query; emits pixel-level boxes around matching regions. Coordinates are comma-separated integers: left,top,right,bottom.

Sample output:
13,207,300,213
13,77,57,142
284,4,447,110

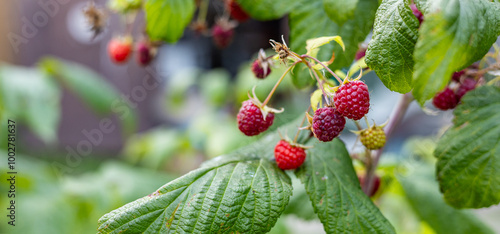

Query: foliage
92,0,500,233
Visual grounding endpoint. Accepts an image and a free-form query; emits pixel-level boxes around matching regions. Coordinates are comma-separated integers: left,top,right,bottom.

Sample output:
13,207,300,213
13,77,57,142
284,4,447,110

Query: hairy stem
363,92,413,196
301,54,343,84
262,61,299,107
293,106,311,143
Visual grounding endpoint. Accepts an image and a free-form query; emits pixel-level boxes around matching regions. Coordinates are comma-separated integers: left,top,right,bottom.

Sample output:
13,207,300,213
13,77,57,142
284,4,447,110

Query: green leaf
435,86,500,208
306,36,345,58
289,0,378,88
0,65,61,143
365,0,419,93
145,0,195,43
412,0,500,105
235,0,301,20
295,139,396,234
310,89,323,112
98,136,293,233
39,57,137,135
399,164,494,234
323,0,359,26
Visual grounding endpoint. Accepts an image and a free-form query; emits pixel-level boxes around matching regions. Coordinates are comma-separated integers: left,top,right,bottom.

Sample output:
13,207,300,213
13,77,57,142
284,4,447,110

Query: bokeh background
0,0,499,233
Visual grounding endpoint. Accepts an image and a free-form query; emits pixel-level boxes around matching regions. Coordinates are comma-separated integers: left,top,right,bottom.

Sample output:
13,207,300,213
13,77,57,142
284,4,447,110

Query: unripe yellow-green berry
360,126,386,150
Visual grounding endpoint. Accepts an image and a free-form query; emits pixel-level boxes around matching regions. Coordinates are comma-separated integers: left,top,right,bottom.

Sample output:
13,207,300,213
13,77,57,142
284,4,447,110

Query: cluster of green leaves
0,57,136,145
366,0,500,210
100,0,500,233
0,152,175,234
98,119,396,233
366,0,500,103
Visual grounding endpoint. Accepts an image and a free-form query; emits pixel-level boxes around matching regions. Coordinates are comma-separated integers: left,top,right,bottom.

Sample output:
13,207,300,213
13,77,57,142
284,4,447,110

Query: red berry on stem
108,36,132,64
251,59,271,79
333,80,370,120
312,107,346,142
237,100,274,136
212,19,235,49
136,40,154,66
456,78,477,100
225,0,250,22
432,87,458,110
451,70,465,82
274,140,306,170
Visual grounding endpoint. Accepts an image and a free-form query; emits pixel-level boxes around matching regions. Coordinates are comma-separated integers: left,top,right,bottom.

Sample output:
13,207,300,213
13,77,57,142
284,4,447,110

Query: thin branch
364,92,413,195
262,61,300,107
301,54,343,84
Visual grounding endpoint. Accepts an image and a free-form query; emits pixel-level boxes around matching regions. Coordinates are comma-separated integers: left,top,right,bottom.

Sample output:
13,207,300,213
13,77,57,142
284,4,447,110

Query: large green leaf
0,65,61,143
323,0,359,26
412,0,500,105
97,136,293,233
399,165,494,234
235,0,300,20
289,0,378,88
39,57,137,135
435,86,500,208
365,0,419,93
295,139,396,233
145,0,195,43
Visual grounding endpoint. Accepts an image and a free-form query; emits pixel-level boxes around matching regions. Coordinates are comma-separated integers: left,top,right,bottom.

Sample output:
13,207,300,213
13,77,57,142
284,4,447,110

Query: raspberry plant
95,0,500,233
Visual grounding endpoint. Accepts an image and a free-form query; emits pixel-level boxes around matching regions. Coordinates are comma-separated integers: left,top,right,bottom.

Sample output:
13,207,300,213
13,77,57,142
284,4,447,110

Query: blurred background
0,0,499,233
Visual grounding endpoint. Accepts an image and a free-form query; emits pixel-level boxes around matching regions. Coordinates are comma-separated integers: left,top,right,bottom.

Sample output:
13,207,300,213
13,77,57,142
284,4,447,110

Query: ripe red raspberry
237,100,274,136
451,70,465,82
225,0,250,22
360,126,386,150
251,59,271,79
136,40,155,66
456,78,477,100
410,4,424,24
212,19,235,48
312,107,346,142
333,80,370,120
274,140,306,170
432,87,458,110
358,174,381,197
108,36,132,64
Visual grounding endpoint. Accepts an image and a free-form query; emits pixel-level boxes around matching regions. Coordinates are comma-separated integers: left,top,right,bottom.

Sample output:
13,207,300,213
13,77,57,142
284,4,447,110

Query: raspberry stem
301,54,343,84
293,106,311,143
197,0,210,23
363,92,413,195
262,61,299,107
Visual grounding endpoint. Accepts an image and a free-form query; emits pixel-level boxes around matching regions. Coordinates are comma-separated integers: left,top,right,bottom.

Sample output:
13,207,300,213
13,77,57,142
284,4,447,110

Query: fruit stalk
363,92,413,195
262,61,299,107
301,54,343,84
